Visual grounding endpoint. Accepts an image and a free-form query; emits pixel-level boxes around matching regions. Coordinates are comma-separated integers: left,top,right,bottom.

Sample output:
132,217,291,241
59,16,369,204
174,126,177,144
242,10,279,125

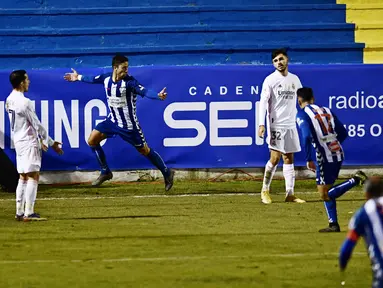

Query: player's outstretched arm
129,77,167,101
64,68,107,84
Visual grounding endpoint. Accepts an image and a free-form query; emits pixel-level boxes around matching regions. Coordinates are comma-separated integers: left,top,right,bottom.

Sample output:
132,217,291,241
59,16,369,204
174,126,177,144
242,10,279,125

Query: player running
258,48,305,204
6,70,63,221
296,87,367,232
64,54,174,190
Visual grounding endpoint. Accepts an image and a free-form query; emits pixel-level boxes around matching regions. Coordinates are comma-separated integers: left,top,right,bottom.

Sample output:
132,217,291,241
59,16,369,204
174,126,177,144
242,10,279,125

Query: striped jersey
80,73,157,130
348,197,383,278
296,104,348,163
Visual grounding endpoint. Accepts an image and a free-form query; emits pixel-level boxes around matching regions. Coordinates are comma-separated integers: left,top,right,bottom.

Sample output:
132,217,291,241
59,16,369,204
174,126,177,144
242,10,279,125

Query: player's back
264,71,302,129
5,91,39,152
300,104,345,163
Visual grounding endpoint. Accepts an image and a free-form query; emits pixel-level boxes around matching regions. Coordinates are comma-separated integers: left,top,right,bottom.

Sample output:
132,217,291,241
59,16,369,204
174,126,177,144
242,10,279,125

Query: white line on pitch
0,191,361,202
0,252,365,264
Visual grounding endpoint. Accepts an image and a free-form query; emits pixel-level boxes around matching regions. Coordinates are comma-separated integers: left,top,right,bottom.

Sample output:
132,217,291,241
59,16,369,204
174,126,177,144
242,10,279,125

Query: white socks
283,164,295,196
16,179,27,216
25,179,38,217
262,161,278,191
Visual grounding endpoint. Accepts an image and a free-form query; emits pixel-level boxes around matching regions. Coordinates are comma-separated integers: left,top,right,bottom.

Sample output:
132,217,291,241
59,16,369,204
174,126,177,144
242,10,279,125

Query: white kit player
5,70,63,221
257,49,305,204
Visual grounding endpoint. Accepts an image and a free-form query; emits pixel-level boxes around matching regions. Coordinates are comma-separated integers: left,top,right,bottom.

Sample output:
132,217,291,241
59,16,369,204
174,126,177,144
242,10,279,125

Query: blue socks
324,200,338,223
324,178,358,224
146,149,170,178
90,145,110,175
328,178,357,199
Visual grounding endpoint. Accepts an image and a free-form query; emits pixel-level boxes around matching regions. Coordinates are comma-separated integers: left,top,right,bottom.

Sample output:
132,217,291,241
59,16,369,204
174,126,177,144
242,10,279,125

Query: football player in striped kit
64,55,174,190
296,87,367,232
339,177,383,288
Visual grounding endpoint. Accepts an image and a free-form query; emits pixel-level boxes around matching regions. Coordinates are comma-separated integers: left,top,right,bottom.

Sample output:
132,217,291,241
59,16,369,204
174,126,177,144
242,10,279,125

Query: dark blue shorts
95,118,146,148
316,159,342,185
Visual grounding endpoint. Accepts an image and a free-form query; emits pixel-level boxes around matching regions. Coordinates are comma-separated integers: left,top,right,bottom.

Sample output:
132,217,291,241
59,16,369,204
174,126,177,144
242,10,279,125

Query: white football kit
5,91,53,173
259,70,302,154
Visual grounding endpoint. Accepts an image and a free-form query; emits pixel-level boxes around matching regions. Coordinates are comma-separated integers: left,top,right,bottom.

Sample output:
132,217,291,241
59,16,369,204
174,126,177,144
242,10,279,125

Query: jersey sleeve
79,72,110,84
24,100,54,147
258,77,271,127
296,111,313,161
348,207,366,237
339,207,365,270
296,76,303,90
331,110,348,144
127,76,159,100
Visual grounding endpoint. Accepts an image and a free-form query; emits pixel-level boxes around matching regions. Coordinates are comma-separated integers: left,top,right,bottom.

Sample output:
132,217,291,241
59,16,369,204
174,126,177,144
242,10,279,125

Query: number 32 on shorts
271,130,282,141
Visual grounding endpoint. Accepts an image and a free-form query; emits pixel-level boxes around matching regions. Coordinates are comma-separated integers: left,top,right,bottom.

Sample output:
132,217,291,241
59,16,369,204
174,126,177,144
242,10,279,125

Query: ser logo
162,101,264,147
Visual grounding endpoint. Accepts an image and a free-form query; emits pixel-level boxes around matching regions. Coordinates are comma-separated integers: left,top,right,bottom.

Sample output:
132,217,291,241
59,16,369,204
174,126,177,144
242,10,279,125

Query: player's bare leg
137,144,174,191
261,150,281,204
282,153,305,203
88,129,113,187
23,171,47,222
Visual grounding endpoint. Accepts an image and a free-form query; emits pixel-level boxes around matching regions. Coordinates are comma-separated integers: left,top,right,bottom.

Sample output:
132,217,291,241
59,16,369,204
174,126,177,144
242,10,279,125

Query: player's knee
138,146,150,156
282,153,294,164
87,136,101,147
27,172,39,181
269,157,279,166
19,174,28,181
320,191,330,201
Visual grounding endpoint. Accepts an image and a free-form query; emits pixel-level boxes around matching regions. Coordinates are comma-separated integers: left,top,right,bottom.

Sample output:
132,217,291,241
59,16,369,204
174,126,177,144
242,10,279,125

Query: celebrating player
296,87,367,232
258,48,305,204
339,177,383,287
64,54,174,190
6,70,63,221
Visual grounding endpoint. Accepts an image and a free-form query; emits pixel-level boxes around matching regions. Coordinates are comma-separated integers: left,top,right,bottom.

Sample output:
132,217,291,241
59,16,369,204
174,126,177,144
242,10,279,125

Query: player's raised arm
258,78,271,139
129,77,167,100
64,68,108,84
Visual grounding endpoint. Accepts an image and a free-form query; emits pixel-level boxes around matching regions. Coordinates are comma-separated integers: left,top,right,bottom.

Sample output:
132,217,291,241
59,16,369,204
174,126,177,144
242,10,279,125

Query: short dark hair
271,48,288,60
112,54,128,68
297,87,314,102
365,177,383,198
9,70,27,89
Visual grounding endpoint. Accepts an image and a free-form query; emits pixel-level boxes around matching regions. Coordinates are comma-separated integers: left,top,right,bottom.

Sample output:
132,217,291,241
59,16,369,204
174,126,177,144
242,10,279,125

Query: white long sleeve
258,78,271,127
25,102,54,147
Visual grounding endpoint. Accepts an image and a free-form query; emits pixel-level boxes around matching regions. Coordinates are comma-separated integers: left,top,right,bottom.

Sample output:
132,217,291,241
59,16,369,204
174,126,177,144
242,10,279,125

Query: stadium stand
0,0,366,68
337,0,383,63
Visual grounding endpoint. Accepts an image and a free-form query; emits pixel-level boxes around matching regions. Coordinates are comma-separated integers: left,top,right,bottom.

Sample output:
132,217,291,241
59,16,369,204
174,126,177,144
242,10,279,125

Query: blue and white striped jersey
349,198,383,274
80,73,158,130
296,104,348,163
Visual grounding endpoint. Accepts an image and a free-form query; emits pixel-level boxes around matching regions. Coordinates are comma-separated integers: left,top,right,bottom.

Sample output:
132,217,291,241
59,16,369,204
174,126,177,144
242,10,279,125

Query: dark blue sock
324,199,338,224
146,149,169,178
90,145,110,174
328,178,357,200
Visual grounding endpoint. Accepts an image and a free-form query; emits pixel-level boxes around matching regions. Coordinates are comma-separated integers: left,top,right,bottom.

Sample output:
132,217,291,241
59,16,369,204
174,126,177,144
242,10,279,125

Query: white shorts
266,126,301,154
16,146,42,174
